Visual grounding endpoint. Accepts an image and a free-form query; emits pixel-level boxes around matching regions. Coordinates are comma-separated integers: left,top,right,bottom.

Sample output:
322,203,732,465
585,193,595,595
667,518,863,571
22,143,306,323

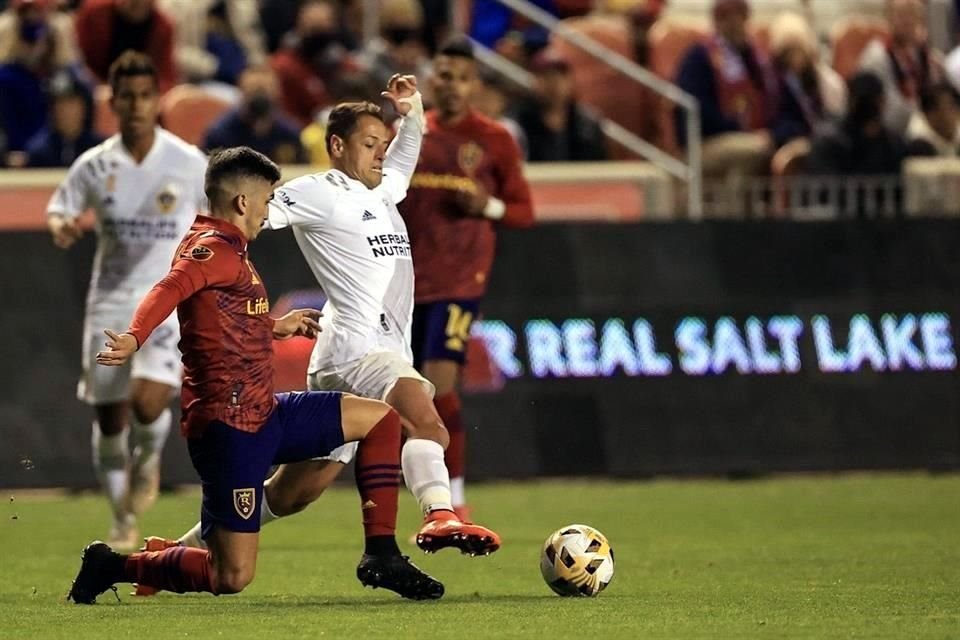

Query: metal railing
485,0,703,219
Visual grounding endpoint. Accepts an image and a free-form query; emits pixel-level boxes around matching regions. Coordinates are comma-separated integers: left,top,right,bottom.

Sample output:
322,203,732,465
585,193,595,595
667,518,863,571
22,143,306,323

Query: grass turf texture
0,474,958,639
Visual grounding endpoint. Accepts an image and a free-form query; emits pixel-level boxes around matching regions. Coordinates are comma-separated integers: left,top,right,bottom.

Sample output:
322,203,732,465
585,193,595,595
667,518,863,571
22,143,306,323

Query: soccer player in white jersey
46,51,208,551
166,75,501,563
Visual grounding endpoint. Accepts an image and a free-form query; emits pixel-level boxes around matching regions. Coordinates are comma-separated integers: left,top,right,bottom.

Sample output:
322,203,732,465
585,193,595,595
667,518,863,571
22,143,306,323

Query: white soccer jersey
267,110,424,374
47,128,208,311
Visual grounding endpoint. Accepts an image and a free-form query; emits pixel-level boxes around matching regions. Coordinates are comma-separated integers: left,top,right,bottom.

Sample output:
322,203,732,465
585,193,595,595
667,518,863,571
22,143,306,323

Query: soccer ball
540,524,615,597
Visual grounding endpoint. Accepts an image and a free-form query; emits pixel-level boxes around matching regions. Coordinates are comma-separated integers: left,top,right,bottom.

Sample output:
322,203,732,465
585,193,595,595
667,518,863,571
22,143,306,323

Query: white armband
483,196,506,220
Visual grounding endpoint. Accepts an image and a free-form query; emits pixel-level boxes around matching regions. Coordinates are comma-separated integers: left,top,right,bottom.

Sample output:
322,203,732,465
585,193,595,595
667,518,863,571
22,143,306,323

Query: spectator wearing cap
674,0,776,177
202,64,307,165
858,0,942,136
473,69,528,157
905,82,960,156
514,51,607,162
0,0,78,158
270,0,362,127
24,66,104,167
768,11,846,148
360,0,430,91
158,0,267,87
75,0,177,92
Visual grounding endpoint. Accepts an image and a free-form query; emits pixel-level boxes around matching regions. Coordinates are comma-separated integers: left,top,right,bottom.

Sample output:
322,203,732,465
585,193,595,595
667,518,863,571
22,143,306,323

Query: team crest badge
458,142,484,175
187,245,215,261
233,488,256,520
156,184,179,214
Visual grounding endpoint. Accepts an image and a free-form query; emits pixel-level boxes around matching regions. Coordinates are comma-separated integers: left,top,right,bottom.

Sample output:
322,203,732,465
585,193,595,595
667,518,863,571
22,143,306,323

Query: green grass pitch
1,474,958,639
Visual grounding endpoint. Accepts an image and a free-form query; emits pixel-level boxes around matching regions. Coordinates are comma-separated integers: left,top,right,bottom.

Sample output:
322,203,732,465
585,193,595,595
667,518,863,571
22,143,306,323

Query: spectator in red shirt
270,0,360,127
75,0,177,93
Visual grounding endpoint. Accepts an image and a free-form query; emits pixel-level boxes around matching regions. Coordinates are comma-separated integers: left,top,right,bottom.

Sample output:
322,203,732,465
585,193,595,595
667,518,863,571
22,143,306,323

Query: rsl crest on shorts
233,488,256,520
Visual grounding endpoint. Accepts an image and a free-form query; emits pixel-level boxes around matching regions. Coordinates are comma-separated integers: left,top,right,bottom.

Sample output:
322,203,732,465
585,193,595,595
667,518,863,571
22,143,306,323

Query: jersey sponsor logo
155,184,179,214
361,210,376,222
246,297,270,315
233,488,256,520
367,233,411,258
458,142,484,175
409,172,476,193
185,245,215,261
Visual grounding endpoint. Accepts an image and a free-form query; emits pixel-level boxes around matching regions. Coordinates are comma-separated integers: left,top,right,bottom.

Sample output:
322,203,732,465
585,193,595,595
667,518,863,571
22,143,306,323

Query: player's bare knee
340,396,393,441
215,567,254,595
407,418,449,449
131,400,165,425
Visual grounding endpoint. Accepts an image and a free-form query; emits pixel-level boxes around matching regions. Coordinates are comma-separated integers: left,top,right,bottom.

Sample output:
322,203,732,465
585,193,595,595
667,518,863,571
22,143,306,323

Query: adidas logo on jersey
361,210,376,222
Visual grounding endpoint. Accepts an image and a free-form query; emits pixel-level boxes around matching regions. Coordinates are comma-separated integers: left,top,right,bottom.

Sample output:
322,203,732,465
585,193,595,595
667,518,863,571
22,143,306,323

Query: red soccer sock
435,392,465,479
123,547,217,594
355,410,402,540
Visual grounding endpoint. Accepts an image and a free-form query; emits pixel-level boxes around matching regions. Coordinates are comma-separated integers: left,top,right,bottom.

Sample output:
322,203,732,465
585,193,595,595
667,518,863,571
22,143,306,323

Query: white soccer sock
450,476,466,507
91,422,129,522
131,408,172,467
401,439,453,515
178,522,206,550
177,484,280,550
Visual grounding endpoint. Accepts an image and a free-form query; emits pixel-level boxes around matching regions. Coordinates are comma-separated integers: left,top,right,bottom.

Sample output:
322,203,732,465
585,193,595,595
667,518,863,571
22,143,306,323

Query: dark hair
845,71,886,126
437,35,475,61
108,50,158,93
920,82,960,113
204,146,281,208
325,101,385,153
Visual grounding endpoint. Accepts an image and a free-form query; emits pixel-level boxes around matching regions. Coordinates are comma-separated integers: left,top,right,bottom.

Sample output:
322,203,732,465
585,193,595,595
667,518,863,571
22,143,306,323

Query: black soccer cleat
356,553,444,601
67,541,122,605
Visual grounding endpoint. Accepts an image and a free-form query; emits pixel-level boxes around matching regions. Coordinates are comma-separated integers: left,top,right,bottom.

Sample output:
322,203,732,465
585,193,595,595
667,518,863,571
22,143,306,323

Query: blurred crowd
1,0,959,179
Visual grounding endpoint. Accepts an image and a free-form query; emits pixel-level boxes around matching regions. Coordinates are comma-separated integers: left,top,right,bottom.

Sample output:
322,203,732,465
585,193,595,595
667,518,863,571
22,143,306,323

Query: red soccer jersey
127,215,276,437
399,109,534,302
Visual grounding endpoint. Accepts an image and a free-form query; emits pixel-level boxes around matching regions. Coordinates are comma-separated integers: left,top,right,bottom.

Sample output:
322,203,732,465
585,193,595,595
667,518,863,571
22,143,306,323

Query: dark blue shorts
411,299,481,368
187,391,343,538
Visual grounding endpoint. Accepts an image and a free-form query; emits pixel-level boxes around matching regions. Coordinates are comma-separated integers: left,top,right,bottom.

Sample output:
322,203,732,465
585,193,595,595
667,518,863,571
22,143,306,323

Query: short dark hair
325,102,385,153
204,146,282,208
108,50,158,93
920,82,960,113
437,35,475,61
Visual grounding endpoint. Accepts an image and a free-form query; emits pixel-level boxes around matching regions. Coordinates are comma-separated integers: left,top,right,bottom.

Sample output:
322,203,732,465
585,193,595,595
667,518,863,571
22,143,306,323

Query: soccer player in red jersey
401,37,534,521
67,147,443,604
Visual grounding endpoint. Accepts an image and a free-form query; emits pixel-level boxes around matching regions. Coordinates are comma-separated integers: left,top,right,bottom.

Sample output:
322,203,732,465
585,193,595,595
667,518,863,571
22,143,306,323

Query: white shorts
77,309,182,405
307,350,435,465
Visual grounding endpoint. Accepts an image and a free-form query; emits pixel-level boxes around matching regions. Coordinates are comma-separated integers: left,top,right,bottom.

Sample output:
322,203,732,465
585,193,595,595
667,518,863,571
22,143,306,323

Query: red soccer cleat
453,505,472,524
415,510,500,556
132,537,181,596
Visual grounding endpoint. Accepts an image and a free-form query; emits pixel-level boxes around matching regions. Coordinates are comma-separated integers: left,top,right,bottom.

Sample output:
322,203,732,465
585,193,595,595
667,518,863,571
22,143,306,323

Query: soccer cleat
128,451,161,516
416,511,501,556
132,537,181,596
356,553,444,600
67,541,121,605
106,518,140,553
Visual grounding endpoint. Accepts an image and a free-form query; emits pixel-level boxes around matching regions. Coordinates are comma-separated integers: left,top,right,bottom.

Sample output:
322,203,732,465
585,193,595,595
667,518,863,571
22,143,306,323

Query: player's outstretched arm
381,74,425,201
272,309,323,340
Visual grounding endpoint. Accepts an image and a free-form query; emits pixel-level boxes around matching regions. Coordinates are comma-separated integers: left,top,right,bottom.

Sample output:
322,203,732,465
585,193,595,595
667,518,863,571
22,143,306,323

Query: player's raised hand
48,215,83,249
273,309,323,340
381,74,419,117
96,330,139,366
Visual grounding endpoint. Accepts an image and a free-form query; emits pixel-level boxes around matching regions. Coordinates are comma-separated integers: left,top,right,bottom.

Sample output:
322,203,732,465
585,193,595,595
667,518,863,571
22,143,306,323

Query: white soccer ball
540,523,615,597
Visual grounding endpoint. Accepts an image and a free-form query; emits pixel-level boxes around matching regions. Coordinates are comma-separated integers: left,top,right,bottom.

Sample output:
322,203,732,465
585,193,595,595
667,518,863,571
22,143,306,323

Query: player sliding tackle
67,147,443,604
150,74,501,571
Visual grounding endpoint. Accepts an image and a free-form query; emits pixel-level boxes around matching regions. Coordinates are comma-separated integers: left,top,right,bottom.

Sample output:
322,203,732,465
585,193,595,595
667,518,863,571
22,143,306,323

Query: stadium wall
2,220,959,488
